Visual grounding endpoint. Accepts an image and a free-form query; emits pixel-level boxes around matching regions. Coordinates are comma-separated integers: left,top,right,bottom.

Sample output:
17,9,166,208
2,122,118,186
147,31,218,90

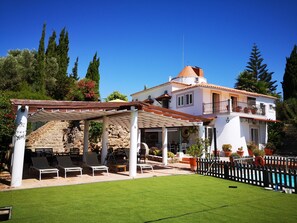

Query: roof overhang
11,99,212,129
239,116,280,123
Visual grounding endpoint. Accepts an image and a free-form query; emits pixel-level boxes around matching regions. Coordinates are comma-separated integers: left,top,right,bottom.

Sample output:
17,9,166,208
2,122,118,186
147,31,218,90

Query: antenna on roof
182,34,185,68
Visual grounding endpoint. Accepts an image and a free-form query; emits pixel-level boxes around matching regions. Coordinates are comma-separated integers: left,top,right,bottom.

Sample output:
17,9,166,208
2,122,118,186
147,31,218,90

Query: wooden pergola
10,99,211,187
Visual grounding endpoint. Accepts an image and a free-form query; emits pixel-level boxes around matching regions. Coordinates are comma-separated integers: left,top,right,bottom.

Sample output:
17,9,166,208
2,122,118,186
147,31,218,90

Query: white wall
215,115,248,156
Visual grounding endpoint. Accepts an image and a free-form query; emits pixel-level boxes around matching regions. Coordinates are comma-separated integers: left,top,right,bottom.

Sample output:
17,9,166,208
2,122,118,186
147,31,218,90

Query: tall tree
45,31,57,59
54,27,70,100
235,44,278,95
282,45,297,100
34,23,46,94
86,52,100,98
70,57,79,81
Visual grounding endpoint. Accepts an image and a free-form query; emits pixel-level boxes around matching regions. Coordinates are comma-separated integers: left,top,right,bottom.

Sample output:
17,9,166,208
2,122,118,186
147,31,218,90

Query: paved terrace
0,161,193,191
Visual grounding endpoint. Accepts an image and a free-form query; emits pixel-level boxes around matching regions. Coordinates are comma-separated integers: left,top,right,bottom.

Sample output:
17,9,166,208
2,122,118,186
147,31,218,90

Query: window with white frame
177,92,193,107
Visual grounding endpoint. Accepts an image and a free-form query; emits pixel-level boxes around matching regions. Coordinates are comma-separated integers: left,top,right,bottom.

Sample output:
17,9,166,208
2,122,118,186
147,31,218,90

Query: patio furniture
56,156,82,178
111,164,127,173
138,143,149,163
85,153,109,176
31,157,59,180
137,163,154,174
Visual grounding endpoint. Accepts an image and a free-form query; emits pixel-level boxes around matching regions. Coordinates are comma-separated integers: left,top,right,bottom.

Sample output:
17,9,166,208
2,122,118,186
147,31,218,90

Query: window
247,97,256,107
177,92,193,107
250,128,259,145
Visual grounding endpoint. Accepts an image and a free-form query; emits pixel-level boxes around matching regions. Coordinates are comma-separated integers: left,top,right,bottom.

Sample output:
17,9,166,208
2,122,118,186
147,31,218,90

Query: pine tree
246,44,277,94
86,52,100,98
70,57,79,81
234,70,257,92
235,44,278,95
282,45,297,100
34,23,46,94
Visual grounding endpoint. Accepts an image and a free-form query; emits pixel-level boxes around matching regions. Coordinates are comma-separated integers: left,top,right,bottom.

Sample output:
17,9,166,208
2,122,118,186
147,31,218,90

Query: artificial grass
0,175,296,223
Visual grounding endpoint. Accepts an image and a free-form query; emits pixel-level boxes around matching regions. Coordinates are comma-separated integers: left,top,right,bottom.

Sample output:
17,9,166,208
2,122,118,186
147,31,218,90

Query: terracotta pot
224,151,232,157
189,157,197,171
255,156,265,166
264,148,273,155
248,149,254,156
237,150,244,157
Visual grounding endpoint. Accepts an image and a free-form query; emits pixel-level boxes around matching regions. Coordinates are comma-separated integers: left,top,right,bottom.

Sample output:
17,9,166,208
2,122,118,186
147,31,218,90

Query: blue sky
1,0,296,100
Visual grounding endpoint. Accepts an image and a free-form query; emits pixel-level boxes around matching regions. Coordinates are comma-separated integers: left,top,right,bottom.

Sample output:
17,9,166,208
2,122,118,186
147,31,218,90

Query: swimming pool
272,173,295,188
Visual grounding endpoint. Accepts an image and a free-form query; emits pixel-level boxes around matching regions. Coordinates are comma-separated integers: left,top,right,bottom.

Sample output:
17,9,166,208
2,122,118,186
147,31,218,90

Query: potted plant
230,152,240,163
247,142,257,156
222,144,232,157
235,106,242,112
264,142,276,155
187,137,209,171
251,106,258,114
253,148,265,166
236,147,244,157
244,107,251,113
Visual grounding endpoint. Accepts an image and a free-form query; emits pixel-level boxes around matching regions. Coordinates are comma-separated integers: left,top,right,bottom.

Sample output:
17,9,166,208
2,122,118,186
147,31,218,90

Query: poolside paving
0,161,193,191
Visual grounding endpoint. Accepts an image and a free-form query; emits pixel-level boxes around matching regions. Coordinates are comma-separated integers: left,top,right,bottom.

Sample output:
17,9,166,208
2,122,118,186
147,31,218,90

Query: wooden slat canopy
11,99,212,129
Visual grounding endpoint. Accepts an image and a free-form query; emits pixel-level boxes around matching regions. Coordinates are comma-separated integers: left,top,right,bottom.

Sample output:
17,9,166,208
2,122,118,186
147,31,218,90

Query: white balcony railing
203,100,266,116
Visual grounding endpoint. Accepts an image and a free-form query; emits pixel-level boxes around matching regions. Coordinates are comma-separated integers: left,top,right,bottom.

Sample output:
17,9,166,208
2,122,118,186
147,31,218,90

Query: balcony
203,100,266,116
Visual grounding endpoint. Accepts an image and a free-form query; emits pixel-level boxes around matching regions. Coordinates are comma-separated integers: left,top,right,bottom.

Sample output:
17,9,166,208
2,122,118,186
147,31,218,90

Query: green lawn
0,175,296,223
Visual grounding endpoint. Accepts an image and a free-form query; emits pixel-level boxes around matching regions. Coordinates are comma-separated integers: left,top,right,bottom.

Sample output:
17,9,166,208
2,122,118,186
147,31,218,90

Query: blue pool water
272,174,295,188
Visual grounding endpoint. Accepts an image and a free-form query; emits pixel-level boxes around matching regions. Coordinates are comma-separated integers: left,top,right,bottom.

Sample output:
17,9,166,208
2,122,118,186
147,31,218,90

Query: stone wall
26,121,130,153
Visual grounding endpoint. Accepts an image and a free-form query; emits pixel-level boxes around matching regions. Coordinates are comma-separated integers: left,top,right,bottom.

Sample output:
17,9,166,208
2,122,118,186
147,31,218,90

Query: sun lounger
56,156,82,178
137,163,154,174
85,153,109,176
31,157,59,180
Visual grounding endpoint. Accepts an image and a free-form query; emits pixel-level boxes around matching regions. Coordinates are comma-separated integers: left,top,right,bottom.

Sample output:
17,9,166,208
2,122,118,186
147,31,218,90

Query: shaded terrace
9,99,211,187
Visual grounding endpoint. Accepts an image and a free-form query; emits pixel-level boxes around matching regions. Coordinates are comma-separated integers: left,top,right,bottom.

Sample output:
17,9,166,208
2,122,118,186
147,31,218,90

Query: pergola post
129,107,138,178
162,127,168,166
11,105,28,187
101,116,109,164
83,120,89,163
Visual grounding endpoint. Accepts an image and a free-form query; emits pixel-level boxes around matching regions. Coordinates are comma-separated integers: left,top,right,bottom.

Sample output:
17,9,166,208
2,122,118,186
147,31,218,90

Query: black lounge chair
85,153,109,176
56,156,82,178
31,157,59,180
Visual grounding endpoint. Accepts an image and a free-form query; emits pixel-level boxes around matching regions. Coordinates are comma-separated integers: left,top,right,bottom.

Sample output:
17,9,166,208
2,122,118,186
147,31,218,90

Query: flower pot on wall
237,150,244,157
255,156,265,166
248,149,254,156
224,151,232,157
264,148,273,155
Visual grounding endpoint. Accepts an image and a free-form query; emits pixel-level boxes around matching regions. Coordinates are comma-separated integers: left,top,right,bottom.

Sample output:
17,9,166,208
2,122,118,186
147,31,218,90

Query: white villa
131,66,277,156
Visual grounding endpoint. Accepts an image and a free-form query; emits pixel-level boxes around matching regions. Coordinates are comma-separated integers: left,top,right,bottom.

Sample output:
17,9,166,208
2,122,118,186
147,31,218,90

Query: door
212,93,220,113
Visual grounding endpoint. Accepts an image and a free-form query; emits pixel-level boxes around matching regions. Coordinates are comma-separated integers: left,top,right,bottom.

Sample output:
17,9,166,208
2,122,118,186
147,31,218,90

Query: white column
129,107,138,178
198,122,205,139
11,105,28,187
162,127,168,166
83,120,89,163
137,129,141,152
101,116,109,164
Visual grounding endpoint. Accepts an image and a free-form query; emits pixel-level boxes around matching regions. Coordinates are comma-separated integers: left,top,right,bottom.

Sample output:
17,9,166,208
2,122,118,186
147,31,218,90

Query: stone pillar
83,120,89,163
101,116,109,164
162,127,168,166
11,105,28,187
129,107,138,178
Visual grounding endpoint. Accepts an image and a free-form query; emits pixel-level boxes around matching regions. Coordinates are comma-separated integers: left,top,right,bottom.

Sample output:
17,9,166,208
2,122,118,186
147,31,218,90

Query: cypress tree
54,28,70,100
45,31,57,59
34,23,46,94
282,45,297,100
86,52,100,98
70,57,79,81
